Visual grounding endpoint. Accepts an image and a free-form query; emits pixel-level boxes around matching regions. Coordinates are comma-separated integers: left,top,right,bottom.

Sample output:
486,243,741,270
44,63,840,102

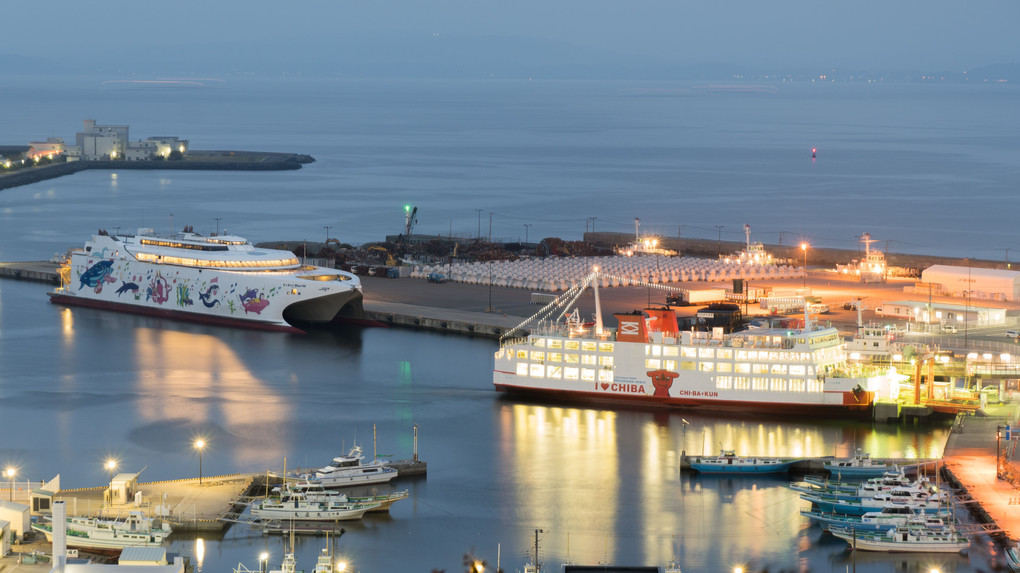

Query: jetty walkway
943,402,1020,543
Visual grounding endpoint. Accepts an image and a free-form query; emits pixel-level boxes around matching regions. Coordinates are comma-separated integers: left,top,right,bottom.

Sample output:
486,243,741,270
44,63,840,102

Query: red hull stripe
492,383,873,417
49,293,302,333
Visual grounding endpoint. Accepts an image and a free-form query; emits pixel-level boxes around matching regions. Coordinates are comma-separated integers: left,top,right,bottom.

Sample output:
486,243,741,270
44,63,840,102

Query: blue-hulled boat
801,504,951,532
689,450,800,474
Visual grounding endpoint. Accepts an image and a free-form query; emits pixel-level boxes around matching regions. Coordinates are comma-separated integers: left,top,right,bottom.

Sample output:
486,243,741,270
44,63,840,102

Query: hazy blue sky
5,1,1018,75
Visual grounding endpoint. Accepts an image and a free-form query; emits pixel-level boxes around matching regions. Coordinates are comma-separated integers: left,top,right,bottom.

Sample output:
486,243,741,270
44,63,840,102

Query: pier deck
943,402,1020,543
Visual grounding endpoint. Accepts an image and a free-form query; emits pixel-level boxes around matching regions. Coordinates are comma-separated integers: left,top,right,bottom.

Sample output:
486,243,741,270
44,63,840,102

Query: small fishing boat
829,523,970,553
31,511,172,551
824,450,896,478
251,485,380,521
689,450,800,474
303,445,398,488
802,487,951,516
802,467,914,493
291,480,409,512
801,504,951,532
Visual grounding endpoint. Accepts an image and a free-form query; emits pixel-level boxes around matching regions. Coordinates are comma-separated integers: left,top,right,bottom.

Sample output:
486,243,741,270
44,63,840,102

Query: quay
0,151,312,192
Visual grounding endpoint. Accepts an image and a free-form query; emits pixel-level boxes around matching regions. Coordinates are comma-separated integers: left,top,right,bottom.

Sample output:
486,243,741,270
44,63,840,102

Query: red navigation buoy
811,147,817,159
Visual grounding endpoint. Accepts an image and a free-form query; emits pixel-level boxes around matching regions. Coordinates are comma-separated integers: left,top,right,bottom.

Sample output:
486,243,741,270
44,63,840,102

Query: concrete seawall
0,151,309,192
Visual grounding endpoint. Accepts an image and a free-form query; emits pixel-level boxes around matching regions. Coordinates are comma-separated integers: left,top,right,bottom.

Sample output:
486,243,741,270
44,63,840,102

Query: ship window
735,363,751,374
564,340,580,350
752,377,767,390
547,352,562,363
645,359,661,369
717,348,733,359
650,345,662,357
716,376,732,390
581,355,597,365
681,347,697,358
716,362,732,373
516,363,529,376
698,348,714,359
530,364,545,377
564,367,579,380
734,377,750,390
517,350,528,360
564,354,579,364
546,365,562,379
663,360,676,370
680,360,695,371
790,379,805,392
598,370,614,383
495,349,504,360
752,364,766,374
790,365,806,375
298,274,353,282
547,339,562,349
698,362,714,372
770,378,786,391
771,364,786,374
532,338,547,348
599,356,614,367
581,369,596,381
599,343,614,353
530,351,545,361
736,350,748,360
582,341,597,352
663,346,679,357
289,289,298,294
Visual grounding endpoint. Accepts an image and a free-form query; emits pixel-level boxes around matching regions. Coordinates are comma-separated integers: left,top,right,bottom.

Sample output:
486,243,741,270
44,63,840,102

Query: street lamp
800,243,809,288
524,224,531,245
715,225,724,255
259,552,269,573
194,439,205,486
4,467,14,502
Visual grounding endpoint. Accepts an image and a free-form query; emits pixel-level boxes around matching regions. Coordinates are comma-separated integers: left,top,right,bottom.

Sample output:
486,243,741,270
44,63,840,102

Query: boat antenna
592,266,604,336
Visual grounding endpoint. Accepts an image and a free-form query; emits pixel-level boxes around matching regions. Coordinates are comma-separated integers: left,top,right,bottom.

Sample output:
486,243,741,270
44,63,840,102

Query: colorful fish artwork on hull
79,260,116,293
116,281,139,296
238,289,270,314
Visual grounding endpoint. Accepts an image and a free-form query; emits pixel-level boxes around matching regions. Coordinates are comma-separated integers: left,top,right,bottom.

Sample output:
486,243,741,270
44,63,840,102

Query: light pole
324,226,332,245
524,224,531,245
214,217,222,235
259,552,269,573
5,467,14,502
487,261,493,313
105,458,117,482
714,225,724,255
800,243,809,288
194,439,205,486
475,209,482,239
997,426,1003,479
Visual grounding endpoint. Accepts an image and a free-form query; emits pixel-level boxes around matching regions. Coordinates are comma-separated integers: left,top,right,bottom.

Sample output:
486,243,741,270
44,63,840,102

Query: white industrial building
877,300,1007,326
64,120,188,162
921,265,1020,302
0,501,30,542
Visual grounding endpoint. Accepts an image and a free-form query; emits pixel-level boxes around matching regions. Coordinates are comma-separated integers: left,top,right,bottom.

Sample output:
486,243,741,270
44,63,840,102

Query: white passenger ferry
49,228,363,332
493,271,898,416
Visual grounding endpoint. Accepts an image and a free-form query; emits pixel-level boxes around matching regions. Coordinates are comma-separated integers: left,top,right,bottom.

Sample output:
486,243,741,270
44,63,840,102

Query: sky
4,1,1019,76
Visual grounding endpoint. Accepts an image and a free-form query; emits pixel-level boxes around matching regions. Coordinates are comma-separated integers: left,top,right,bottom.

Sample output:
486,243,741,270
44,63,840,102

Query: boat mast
592,267,603,336
744,224,751,251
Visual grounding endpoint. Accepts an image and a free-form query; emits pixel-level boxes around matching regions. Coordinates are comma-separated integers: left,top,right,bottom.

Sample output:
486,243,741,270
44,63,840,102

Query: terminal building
877,300,1007,327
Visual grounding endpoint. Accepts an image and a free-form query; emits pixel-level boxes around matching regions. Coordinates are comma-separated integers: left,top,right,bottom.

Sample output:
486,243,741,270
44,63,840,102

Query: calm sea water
0,76,1011,571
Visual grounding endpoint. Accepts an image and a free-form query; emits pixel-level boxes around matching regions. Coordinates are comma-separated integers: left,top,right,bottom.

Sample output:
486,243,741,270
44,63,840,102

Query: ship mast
593,266,604,336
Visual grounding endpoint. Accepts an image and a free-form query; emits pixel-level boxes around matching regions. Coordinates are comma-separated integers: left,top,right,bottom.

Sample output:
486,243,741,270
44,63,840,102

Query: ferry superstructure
49,228,363,332
493,271,897,415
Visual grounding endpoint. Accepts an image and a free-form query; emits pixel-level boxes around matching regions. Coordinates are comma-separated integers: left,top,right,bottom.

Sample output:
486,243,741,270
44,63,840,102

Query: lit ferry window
565,340,580,351
664,346,679,357
529,364,544,377
716,362,732,372
698,348,714,359
664,360,677,370
581,341,597,352
599,356,614,367
516,363,529,376
547,366,562,379
564,354,579,364
581,355,597,365
717,348,732,359
581,369,595,382
530,351,545,361
645,359,661,369
598,370,614,382
532,338,547,347
547,339,563,349
516,350,528,360
598,343,614,353
547,353,562,363
698,362,714,372
564,367,579,380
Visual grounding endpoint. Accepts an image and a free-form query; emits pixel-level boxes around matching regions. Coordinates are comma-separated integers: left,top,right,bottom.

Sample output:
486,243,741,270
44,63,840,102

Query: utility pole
324,226,332,245
475,209,482,239
488,212,493,243
524,224,531,244
214,217,222,235
533,529,544,572
714,225,724,255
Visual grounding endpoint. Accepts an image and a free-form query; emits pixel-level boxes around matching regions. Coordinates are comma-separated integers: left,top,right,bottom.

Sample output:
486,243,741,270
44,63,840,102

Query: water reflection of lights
133,328,291,467
195,538,205,571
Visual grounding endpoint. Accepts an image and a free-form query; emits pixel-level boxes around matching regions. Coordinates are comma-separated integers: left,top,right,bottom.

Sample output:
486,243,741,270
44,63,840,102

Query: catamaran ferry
49,228,363,332
493,271,899,416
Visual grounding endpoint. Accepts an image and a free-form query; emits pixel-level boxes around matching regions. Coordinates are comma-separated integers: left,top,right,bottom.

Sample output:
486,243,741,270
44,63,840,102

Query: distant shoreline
0,150,313,192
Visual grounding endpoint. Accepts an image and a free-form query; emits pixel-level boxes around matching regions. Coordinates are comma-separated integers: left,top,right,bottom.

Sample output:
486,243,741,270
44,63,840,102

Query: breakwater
0,150,312,192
